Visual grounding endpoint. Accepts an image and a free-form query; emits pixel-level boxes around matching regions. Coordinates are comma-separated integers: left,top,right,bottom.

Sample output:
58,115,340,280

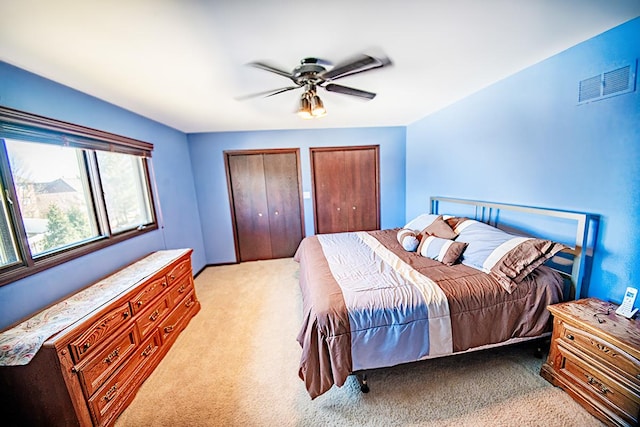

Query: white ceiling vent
578,61,637,104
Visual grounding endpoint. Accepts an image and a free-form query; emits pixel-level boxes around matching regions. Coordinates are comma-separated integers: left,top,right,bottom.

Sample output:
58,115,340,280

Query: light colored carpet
115,258,604,427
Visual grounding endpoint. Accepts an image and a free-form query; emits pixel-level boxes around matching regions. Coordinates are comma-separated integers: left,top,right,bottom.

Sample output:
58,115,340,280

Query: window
96,151,153,233
5,140,99,256
0,106,157,286
0,179,20,269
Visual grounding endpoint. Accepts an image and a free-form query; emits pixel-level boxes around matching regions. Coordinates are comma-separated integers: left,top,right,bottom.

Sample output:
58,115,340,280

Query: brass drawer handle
162,281,168,287
103,385,118,402
179,285,186,294
137,300,143,307
104,347,121,364
141,343,156,357
123,311,129,319
185,299,194,308
149,309,160,322
83,342,91,350
585,375,609,395
566,334,574,340
164,325,175,334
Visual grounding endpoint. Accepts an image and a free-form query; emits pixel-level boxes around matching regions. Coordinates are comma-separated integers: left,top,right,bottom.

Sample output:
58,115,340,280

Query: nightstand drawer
559,340,639,425
559,321,640,388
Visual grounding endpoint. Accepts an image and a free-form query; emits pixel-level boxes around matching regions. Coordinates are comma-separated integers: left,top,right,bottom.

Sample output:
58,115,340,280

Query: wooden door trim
309,145,380,234
224,148,305,263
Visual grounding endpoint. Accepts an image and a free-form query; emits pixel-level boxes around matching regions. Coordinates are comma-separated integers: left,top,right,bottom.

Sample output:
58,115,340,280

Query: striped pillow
487,238,568,292
396,228,420,252
417,235,467,266
454,219,567,293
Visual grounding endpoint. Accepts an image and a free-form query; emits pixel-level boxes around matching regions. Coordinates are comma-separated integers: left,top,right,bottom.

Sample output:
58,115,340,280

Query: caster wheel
360,384,370,393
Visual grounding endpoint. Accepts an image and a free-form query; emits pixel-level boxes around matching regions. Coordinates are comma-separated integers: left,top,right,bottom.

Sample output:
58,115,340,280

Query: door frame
309,145,380,234
224,148,305,263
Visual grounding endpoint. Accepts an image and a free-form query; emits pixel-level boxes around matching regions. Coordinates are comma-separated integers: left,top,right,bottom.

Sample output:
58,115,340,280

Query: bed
294,197,596,399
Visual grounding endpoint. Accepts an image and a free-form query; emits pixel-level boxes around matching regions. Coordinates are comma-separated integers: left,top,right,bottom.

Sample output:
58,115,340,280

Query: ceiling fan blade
247,61,294,81
324,83,376,100
235,85,300,101
320,54,389,81
332,55,393,80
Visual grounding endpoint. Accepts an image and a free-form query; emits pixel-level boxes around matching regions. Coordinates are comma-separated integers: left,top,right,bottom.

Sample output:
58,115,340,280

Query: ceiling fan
238,53,392,119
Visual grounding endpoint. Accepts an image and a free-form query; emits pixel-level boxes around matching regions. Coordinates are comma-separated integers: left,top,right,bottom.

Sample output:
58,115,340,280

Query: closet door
345,148,378,232
311,146,379,234
226,150,304,262
227,154,272,261
263,152,303,259
312,149,349,234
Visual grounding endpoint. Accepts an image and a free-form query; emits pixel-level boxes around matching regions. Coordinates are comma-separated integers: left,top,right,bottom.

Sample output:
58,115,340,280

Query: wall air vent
578,76,602,102
578,61,637,104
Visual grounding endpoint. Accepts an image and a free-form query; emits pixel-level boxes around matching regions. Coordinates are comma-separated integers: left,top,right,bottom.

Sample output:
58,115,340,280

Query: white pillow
403,214,439,232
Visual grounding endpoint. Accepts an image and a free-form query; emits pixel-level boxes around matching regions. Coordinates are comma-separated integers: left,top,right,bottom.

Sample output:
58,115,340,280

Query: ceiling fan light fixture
297,94,313,119
311,94,326,117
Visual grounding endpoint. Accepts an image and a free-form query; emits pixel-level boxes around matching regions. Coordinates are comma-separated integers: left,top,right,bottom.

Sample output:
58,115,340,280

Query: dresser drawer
129,275,168,315
136,295,171,340
68,301,133,363
160,291,197,345
167,257,191,286
76,324,137,398
558,344,639,425
559,321,640,388
168,274,193,307
88,331,162,426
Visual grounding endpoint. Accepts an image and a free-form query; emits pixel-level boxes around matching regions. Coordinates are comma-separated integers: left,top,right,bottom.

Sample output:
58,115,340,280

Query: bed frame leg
355,372,369,393
533,337,551,359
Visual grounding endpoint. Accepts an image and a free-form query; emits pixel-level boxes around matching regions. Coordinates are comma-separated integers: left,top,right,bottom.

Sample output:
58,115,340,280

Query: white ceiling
1,1,639,133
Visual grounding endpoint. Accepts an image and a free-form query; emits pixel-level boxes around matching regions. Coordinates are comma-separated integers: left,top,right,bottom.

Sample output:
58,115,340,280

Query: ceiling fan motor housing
292,61,326,85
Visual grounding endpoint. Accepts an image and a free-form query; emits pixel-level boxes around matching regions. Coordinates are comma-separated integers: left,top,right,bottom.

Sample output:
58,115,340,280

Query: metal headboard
430,197,598,301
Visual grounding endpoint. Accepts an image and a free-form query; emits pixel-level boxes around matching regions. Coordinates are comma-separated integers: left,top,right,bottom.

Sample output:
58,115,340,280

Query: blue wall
188,127,406,263
406,18,640,306
0,62,206,329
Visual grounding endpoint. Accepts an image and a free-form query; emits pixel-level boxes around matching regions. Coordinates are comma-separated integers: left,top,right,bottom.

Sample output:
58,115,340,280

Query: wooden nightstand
540,298,640,426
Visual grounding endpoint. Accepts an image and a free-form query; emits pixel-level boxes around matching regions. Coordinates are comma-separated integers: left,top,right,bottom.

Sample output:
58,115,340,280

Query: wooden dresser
540,298,640,426
0,249,200,427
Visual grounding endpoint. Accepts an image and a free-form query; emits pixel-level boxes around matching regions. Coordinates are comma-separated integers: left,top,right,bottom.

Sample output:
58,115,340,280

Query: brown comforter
294,229,562,399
